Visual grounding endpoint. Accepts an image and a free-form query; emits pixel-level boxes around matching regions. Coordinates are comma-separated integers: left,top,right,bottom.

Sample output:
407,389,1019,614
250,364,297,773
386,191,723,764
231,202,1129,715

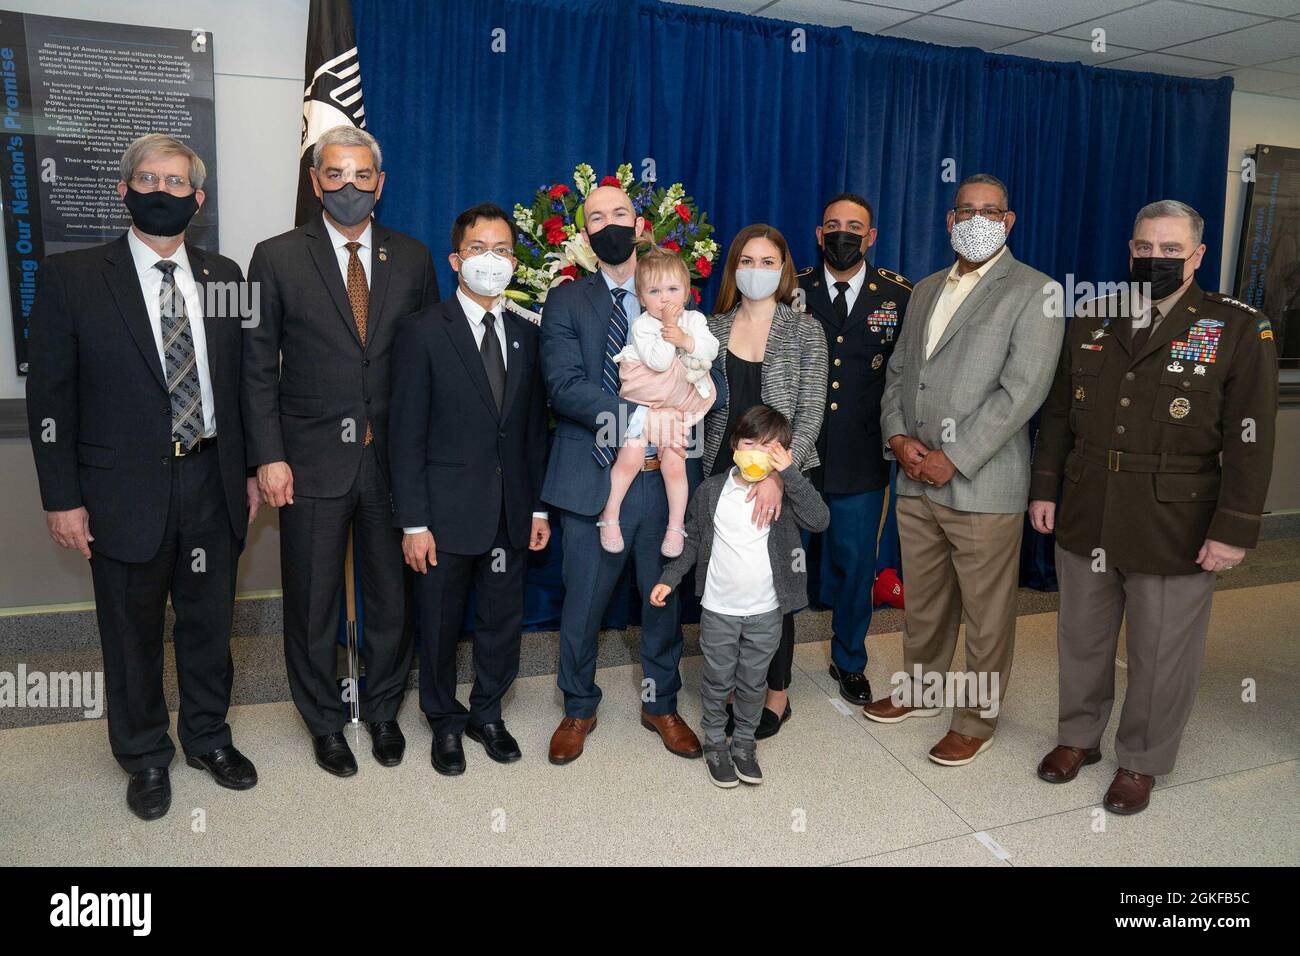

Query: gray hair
1134,199,1204,246
312,125,382,173
120,133,207,190
956,173,1009,208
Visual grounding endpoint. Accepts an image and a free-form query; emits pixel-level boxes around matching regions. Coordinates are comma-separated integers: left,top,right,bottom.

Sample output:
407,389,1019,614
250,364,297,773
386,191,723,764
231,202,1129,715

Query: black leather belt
1075,441,1216,475
172,436,217,458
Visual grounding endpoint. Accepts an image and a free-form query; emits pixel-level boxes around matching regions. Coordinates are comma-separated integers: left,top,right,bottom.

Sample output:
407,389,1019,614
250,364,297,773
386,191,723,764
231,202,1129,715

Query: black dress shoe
367,720,405,767
186,745,258,790
755,702,792,740
313,732,358,778
466,721,522,763
126,767,171,821
828,665,872,706
431,732,466,776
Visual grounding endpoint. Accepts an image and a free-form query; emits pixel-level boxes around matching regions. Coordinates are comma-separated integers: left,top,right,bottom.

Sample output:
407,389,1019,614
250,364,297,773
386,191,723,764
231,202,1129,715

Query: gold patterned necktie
344,241,373,445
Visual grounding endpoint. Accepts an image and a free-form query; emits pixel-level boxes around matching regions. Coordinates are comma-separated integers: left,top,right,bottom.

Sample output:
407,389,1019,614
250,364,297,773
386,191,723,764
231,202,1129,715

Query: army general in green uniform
1029,199,1278,815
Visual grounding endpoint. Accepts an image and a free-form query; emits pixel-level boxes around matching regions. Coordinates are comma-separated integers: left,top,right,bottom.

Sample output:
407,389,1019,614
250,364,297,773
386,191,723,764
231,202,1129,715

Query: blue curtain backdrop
352,0,1233,626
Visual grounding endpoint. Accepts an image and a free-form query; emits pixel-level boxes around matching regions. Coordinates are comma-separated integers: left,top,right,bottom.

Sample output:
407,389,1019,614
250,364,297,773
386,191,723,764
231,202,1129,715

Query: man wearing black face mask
243,125,440,777
1030,199,1278,815
27,134,259,821
797,193,911,707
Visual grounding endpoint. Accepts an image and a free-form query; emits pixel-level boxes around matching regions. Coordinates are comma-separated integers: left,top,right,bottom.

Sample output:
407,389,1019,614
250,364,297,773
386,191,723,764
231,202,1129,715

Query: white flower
574,163,596,197
690,239,718,261
616,163,634,189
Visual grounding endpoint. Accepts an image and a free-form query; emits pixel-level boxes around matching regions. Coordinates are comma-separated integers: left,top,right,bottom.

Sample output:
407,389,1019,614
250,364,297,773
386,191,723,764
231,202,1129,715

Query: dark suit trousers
279,443,411,736
89,443,238,773
416,509,524,734
558,470,682,718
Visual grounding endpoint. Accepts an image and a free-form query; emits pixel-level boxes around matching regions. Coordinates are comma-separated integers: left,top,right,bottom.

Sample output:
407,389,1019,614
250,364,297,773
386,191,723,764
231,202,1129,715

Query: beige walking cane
343,529,361,738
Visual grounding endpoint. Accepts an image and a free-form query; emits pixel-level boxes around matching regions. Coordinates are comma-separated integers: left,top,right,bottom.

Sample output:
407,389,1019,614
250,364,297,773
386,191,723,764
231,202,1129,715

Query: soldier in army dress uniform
798,193,911,705
1029,200,1277,814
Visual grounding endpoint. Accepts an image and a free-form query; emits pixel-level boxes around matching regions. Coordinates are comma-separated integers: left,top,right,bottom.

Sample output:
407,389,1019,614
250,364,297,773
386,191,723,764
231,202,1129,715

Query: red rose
695,256,712,278
690,287,701,304
661,240,680,253
545,227,568,245
560,265,578,279
549,184,570,199
674,203,691,222
600,175,620,186
541,214,564,231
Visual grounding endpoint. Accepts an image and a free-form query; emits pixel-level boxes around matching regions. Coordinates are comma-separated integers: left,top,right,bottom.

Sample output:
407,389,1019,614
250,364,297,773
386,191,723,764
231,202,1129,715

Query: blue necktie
593,287,628,467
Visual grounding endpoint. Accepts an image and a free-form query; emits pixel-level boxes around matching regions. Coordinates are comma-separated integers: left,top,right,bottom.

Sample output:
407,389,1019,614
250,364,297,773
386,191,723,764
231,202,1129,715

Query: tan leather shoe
1103,768,1154,814
1037,745,1102,783
862,696,941,723
928,730,992,766
640,710,702,759
548,716,596,766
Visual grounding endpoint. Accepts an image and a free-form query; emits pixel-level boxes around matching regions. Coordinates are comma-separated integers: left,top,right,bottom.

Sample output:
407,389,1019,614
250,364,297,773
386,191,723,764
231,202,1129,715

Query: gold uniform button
1120,397,1130,407
830,402,838,411
868,283,877,291
836,335,844,344
831,381,840,390
1116,425,1125,435
833,358,841,366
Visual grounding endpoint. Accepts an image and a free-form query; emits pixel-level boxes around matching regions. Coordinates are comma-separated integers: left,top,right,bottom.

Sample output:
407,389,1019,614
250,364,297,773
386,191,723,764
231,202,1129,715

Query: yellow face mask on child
733,449,773,483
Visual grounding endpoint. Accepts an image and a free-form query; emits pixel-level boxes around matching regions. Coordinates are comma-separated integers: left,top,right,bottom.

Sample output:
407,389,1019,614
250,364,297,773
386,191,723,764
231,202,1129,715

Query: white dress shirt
322,215,373,288
403,286,546,534
823,260,867,315
127,228,216,437
924,246,1006,359
701,469,780,617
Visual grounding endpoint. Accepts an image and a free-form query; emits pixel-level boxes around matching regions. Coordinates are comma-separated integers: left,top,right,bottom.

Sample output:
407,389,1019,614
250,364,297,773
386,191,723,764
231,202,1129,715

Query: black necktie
1132,309,1153,354
833,281,850,325
480,311,506,413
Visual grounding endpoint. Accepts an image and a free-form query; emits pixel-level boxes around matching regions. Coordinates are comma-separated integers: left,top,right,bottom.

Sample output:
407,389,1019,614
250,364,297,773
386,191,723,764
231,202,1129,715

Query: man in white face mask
874,174,1064,768
388,203,551,776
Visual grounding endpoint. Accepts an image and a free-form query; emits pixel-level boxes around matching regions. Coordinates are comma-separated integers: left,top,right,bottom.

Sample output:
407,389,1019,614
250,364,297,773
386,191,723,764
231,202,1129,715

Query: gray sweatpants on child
699,607,785,750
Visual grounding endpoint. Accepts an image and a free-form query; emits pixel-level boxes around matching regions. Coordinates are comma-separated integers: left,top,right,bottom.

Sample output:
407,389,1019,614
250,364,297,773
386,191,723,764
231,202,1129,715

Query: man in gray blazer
868,174,1063,766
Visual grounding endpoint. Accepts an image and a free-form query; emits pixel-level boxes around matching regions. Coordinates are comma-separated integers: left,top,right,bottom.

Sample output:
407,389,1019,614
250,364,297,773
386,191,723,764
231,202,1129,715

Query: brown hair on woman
712,223,798,315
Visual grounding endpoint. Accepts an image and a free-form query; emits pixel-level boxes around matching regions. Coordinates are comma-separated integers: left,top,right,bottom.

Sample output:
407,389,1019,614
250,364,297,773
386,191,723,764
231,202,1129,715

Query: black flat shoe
466,721,522,763
313,732,358,778
431,732,466,776
367,720,405,767
186,745,258,790
755,702,792,740
126,767,171,821
828,665,872,707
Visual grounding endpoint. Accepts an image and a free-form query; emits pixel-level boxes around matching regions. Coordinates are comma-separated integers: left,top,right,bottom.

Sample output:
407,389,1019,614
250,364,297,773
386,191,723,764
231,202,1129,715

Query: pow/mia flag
294,0,367,225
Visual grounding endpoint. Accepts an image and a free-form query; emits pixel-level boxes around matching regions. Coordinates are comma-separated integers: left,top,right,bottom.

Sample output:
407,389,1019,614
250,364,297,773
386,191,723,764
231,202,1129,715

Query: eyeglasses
132,172,193,193
460,243,515,258
951,206,1007,222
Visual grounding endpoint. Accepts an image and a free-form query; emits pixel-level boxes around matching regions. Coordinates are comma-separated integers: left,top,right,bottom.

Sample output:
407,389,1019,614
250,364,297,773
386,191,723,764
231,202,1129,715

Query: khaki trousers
896,494,1023,740
1054,544,1215,776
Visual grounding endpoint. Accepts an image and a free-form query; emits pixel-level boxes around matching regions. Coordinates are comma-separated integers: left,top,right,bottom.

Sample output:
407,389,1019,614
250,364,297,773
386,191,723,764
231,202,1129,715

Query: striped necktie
592,287,628,467
155,260,205,450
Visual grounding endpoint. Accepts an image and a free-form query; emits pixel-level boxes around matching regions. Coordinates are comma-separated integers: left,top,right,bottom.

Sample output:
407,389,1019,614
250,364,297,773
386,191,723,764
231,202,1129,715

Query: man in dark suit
242,125,439,776
27,134,259,821
799,193,911,707
540,184,725,765
389,203,550,775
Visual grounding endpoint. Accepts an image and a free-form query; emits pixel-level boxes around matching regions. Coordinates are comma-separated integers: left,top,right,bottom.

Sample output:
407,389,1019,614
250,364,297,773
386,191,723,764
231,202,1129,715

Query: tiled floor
1,582,1296,866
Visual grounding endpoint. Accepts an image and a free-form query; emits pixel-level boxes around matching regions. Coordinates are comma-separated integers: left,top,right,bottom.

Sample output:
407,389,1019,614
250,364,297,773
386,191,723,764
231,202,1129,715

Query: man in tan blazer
869,174,1063,766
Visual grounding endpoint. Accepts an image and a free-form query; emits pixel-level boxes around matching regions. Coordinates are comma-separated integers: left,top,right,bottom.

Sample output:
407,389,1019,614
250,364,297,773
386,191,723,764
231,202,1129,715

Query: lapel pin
1187,306,1196,313
512,340,519,349
868,282,878,292
202,267,210,275
378,247,388,262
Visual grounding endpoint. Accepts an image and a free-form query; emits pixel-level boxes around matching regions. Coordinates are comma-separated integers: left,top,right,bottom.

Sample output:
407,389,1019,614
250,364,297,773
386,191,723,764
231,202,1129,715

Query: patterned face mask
733,449,773,482
949,215,1007,263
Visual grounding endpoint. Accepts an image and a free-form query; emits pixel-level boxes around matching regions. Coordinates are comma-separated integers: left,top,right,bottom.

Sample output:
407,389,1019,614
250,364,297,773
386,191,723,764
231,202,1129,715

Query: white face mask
735,267,782,301
458,251,513,298
949,215,1007,263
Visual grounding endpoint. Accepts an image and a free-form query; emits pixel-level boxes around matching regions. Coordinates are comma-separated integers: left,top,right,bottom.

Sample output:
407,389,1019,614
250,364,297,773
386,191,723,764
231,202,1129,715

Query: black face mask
587,222,637,265
1130,255,1188,301
821,230,866,272
123,187,199,238
319,182,378,227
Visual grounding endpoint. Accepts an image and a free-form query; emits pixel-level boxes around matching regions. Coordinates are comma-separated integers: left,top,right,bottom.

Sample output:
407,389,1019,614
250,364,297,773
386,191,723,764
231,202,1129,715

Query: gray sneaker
731,746,763,785
705,749,739,788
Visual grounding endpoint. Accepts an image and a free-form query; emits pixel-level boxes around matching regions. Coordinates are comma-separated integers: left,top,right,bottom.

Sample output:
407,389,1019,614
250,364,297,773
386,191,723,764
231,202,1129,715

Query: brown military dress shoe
1037,745,1102,783
548,716,597,766
928,730,992,766
862,696,941,723
1103,768,1154,815
640,710,703,759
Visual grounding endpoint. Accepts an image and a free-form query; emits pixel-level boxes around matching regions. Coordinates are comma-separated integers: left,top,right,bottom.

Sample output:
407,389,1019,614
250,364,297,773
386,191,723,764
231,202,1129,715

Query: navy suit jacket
540,271,725,515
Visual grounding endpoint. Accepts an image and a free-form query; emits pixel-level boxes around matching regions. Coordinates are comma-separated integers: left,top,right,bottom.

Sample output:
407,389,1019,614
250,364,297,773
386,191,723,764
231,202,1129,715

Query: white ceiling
669,0,1300,98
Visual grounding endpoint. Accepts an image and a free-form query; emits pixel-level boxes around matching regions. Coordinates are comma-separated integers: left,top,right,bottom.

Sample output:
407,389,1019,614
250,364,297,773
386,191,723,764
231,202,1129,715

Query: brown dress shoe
1037,745,1102,783
640,710,703,759
1104,768,1154,814
863,696,941,723
548,716,596,766
928,730,992,766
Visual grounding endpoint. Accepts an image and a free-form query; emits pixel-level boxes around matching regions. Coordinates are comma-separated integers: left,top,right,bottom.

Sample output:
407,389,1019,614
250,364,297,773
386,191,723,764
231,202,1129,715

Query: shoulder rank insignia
877,267,911,291
1206,292,1259,315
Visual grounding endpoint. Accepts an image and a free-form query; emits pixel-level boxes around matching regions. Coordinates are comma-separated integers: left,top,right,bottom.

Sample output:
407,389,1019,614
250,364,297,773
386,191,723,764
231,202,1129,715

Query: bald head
583,185,636,234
